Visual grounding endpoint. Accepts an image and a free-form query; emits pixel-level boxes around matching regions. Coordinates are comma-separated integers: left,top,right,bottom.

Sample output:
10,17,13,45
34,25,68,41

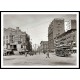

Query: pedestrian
46,49,50,58
25,50,28,57
25,52,27,57
35,51,36,55
68,50,71,56
39,51,40,55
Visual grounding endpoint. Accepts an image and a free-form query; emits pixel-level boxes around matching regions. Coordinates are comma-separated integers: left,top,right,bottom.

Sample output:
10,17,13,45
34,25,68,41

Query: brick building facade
48,18,65,51
3,27,32,52
54,29,76,49
54,19,76,50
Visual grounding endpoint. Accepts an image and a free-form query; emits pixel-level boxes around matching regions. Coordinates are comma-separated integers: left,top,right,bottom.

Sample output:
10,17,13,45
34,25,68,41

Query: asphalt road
3,53,76,66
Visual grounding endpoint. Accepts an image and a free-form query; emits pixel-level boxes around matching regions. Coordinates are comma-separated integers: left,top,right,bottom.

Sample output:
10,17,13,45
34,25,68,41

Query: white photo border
1,11,79,68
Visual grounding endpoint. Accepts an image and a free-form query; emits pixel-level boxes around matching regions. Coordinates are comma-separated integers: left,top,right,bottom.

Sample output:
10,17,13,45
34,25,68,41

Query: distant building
40,41,48,53
3,27,32,53
37,46,41,52
48,18,65,51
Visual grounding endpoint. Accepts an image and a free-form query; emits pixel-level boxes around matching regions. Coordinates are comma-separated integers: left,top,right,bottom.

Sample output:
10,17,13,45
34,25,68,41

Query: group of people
24,50,50,58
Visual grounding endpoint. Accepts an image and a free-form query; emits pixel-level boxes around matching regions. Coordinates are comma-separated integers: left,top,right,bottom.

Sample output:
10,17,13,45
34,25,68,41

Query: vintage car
29,51,34,56
19,48,26,55
55,45,71,57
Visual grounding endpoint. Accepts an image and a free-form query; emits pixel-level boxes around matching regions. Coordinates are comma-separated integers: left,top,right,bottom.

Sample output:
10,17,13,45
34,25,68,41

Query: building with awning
54,29,76,51
48,18,65,52
3,27,32,54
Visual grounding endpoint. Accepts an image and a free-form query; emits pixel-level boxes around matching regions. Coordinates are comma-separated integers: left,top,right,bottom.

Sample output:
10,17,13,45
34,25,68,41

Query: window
18,41,21,44
60,21,62,23
21,45,23,48
4,41,5,44
6,40,8,43
11,40,13,43
58,29,60,31
58,23,60,25
73,42,76,47
6,36,8,39
73,35,75,40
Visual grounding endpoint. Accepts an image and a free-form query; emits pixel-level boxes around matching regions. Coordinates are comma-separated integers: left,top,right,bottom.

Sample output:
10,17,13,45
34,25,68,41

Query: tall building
54,19,77,51
3,27,32,53
40,41,48,53
48,18,65,51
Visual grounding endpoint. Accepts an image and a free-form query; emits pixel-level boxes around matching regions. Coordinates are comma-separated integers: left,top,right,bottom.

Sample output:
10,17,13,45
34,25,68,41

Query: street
3,53,76,66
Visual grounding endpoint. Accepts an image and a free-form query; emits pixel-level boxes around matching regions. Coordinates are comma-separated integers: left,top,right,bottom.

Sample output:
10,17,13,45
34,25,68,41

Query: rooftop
56,29,76,39
40,41,48,44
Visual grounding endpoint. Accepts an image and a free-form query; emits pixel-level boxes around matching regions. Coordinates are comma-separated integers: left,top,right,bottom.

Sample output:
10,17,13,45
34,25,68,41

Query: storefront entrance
10,45,17,50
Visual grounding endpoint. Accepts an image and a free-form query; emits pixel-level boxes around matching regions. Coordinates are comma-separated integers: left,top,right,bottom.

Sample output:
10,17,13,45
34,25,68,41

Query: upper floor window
4,41,5,44
73,35,75,40
6,40,8,43
6,36,8,39
58,23,60,25
60,21,62,23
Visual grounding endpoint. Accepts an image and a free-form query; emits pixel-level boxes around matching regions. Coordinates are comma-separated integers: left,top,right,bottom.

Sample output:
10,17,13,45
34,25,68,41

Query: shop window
14,45,17,50
21,45,23,48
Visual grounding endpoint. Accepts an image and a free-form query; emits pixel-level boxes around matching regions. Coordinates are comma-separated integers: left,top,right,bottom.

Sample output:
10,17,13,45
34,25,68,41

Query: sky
3,14,76,46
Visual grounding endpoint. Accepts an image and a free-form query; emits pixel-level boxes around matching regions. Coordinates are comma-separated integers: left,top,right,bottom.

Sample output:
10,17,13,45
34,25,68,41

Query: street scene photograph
1,12,79,68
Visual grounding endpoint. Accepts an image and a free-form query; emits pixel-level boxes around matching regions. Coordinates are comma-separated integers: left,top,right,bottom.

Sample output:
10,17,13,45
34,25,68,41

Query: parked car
29,51,34,56
19,48,25,55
